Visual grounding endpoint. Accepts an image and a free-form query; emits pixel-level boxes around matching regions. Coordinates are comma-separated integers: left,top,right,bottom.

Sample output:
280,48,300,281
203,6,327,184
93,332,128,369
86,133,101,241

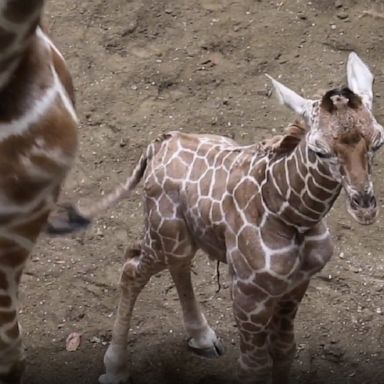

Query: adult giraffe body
0,1,77,382
49,53,382,384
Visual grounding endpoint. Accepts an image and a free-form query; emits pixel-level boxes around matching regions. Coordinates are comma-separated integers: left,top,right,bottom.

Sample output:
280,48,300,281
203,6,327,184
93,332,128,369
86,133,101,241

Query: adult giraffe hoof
187,337,224,358
98,373,133,384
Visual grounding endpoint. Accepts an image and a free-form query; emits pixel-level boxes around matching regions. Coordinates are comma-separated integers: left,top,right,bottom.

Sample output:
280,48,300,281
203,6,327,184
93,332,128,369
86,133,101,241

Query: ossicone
321,87,362,113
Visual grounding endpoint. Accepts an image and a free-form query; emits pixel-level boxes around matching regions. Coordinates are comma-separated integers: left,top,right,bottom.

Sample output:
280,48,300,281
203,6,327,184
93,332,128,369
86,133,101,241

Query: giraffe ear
266,75,313,117
347,52,374,109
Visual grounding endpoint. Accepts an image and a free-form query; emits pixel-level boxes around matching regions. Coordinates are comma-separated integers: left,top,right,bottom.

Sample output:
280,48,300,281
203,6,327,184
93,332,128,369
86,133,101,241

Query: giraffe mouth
345,194,379,225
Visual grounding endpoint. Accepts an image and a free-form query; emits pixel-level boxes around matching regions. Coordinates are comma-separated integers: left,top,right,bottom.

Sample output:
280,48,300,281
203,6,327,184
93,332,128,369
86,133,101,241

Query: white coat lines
0,72,74,144
36,27,64,61
0,230,34,252
0,80,57,141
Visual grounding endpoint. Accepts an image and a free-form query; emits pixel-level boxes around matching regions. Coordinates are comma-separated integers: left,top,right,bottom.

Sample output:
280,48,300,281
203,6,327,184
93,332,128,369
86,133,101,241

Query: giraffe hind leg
99,245,166,384
169,261,224,359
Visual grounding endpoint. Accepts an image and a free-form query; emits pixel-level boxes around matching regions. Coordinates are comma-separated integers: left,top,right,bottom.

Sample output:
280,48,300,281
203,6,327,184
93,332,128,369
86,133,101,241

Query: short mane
261,119,308,156
321,87,362,112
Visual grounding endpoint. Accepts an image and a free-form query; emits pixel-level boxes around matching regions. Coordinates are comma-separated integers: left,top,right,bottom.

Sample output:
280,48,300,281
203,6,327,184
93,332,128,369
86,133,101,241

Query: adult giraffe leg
0,247,27,384
99,245,166,384
169,261,224,358
268,281,309,384
232,282,277,384
0,211,51,384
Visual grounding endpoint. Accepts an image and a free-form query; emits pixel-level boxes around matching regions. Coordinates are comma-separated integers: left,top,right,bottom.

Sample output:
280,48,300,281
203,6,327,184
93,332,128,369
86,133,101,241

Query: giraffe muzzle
346,191,378,225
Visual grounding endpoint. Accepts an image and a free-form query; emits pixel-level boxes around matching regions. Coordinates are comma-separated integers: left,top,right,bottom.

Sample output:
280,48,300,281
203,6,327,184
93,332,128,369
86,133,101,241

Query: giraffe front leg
233,283,276,384
99,246,165,384
169,262,224,359
0,248,29,384
268,281,309,384
0,210,52,383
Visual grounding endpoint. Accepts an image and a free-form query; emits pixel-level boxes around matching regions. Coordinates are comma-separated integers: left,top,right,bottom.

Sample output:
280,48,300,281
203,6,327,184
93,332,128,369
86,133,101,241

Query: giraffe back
142,132,273,261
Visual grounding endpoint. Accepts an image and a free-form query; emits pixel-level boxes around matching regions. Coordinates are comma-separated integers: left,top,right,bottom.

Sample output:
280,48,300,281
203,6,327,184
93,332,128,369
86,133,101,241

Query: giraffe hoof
187,337,224,359
98,373,132,384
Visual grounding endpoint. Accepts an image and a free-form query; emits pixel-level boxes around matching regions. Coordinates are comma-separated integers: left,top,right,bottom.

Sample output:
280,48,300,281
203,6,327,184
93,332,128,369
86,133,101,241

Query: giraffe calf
49,53,383,384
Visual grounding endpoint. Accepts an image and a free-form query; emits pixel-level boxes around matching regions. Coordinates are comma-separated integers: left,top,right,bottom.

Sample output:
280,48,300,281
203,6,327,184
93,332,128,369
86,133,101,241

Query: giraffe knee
119,259,140,287
123,244,141,261
312,238,333,270
303,235,334,273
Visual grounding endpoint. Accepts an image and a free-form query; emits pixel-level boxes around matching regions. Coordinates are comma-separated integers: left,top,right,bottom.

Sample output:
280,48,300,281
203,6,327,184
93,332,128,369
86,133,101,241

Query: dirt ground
20,0,384,383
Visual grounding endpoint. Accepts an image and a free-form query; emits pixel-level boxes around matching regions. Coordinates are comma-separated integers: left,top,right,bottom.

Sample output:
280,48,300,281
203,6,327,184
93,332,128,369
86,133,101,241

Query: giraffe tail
46,153,148,235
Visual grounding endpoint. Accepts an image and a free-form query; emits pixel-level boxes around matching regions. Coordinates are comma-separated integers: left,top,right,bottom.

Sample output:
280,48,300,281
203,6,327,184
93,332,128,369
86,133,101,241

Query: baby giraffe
49,53,382,384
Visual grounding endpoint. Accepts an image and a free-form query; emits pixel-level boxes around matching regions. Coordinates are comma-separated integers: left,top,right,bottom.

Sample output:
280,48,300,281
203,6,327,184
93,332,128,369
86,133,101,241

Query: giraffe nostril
350,196,360,209
369,195,377,207
350,194,377,209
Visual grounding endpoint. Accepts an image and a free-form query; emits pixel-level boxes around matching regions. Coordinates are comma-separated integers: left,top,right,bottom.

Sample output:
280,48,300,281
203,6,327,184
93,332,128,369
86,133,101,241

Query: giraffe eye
315,151,332,159
311,149,334,159
372,141,384,152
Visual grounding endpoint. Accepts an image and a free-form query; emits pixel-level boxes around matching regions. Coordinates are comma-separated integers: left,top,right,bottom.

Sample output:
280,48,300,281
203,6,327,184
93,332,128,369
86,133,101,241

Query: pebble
323,344,344,362
337,12,349,20
335,0,343,8
122,20,137,35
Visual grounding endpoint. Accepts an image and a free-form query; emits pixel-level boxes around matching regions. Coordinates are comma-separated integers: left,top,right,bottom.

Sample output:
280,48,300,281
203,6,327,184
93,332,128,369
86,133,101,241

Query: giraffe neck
0,0,44,90
261,135,341,230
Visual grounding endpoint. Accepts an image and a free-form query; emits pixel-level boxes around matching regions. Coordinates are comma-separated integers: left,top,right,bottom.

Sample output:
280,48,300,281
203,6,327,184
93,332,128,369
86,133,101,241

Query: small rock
122,20,137,36
337,12,349,20
360,310,373,322
274,52,282,60
119,138,128,147
335,0,343,8
66,332,82,352
323,344,344,362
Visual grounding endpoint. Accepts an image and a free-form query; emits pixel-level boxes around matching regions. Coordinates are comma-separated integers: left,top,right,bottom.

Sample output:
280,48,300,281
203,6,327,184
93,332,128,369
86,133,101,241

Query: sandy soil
20,1,384,383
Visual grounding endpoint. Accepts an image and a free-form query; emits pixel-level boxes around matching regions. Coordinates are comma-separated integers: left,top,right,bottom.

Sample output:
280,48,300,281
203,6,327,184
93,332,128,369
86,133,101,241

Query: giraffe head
267,52,384,225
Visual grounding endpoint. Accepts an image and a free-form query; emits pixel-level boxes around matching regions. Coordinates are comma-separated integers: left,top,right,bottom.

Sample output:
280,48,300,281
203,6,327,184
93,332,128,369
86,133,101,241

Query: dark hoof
46,203,91,235
187,338,224,359
98,373,133,384
198,375,237,384
0,359,25,384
